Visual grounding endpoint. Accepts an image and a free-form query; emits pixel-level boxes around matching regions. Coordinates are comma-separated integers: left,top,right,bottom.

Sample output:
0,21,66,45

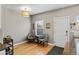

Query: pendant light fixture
22,8,29,17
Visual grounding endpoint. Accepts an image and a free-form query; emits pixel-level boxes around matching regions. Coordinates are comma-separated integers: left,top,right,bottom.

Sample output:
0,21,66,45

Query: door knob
66,30,68,36
66,30,68,33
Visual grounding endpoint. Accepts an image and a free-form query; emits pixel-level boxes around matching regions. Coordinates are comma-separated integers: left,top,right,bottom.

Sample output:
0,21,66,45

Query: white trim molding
48,43,55,46
14,41,27,48
14,41,54,48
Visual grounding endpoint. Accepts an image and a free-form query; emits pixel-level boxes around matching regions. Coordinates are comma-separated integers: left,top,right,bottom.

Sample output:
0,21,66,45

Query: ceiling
3,4,74,15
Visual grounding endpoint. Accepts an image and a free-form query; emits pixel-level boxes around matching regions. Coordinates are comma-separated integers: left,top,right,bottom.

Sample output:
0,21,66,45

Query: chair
3,35,13,55
27,32,38,43
38,34,49,47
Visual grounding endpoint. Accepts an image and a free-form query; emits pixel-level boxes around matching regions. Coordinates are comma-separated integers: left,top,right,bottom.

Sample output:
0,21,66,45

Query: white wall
0,5,3,43
2,6,31,44
31,5,79,44
0,5,1,29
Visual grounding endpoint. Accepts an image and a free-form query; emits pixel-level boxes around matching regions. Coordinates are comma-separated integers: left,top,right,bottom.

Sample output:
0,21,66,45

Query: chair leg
36,39,39,44
46,42,48,47
43,42,45,47
39,41,42,44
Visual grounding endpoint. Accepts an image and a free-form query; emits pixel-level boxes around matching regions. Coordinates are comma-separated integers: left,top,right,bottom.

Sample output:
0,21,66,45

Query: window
76,16,79,22
76,16,79,30
35,20,44,36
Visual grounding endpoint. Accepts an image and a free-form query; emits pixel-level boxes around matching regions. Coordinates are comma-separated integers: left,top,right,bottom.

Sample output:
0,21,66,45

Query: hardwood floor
63,34,75,55
14,42,54,55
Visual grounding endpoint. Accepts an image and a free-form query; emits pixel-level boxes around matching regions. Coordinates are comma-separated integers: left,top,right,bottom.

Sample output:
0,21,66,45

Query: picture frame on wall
46,23,51,29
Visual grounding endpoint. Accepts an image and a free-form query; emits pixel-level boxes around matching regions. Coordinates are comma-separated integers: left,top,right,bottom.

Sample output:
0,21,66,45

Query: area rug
47,46,64,55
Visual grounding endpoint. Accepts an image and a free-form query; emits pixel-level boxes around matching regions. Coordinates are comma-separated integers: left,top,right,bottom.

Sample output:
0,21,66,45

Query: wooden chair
3,35,13,55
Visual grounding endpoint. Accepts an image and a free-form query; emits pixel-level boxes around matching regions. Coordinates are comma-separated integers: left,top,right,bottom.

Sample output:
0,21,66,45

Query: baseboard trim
14,41,54,48
14,41,27,47
48,43,54,46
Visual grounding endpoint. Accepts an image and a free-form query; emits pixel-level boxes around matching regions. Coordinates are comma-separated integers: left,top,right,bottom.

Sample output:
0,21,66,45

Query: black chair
38,34,49,47
27,33,39,43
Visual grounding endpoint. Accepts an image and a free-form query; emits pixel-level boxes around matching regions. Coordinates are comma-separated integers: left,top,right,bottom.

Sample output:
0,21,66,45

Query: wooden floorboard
14,42,54,55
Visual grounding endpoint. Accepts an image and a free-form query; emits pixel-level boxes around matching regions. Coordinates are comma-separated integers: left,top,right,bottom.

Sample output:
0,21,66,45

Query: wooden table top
0,43,4,51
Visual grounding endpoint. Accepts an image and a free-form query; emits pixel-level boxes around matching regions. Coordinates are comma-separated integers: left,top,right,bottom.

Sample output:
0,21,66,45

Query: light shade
22,8,29,17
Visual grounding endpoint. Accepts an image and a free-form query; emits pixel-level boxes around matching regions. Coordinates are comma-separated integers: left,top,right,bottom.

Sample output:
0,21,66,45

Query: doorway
53,16,70,47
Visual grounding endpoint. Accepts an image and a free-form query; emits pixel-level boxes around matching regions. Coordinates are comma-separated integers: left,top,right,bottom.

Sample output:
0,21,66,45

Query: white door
54,16,70,47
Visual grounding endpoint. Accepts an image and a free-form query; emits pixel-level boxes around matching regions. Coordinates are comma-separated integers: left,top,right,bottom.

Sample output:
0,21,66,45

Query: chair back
27,32,35,39
38,34,49,42
44,34,49,41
